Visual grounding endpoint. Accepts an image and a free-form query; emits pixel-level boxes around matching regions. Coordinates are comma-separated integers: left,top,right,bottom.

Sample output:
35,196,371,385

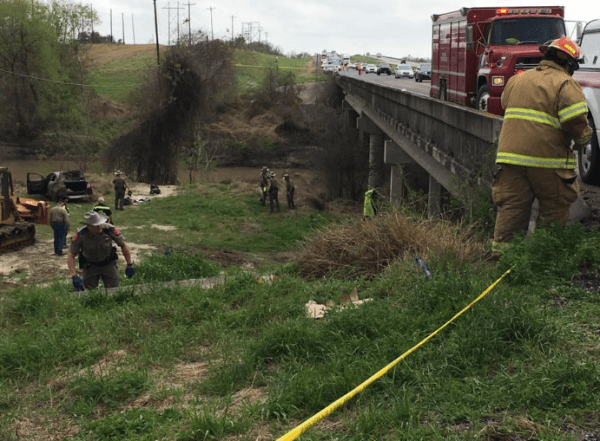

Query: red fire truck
431,6,566,115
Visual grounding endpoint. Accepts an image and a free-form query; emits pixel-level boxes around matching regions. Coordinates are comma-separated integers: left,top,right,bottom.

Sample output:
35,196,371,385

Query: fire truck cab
431,6,566,115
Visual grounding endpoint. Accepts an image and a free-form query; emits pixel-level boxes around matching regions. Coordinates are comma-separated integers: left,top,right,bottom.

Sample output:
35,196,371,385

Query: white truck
574,19,600,184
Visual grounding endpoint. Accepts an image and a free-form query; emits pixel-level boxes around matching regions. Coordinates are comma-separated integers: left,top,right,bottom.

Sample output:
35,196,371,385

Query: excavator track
0,222,36,253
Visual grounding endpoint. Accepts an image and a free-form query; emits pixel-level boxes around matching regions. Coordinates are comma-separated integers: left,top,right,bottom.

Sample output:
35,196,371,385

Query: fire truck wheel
476,85,490,112
578,117,600,185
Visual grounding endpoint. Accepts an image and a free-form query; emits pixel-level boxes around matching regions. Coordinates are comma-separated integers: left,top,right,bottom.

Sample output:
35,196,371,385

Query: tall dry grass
299,213,486,279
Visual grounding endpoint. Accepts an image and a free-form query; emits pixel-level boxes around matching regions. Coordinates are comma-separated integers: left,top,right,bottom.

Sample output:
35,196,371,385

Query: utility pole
183,2,196,44
122,12,125,44
131,13,135,44
153,0,160,65
231,15,235,43
110,9,113,43
90,4,94,43
207,6,215,40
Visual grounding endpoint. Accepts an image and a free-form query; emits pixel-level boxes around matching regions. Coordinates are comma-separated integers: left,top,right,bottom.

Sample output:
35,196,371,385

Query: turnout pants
492,164,578,252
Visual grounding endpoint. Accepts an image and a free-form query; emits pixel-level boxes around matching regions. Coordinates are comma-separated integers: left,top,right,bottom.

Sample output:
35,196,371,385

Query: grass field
84,44,327,103
2,182,600,440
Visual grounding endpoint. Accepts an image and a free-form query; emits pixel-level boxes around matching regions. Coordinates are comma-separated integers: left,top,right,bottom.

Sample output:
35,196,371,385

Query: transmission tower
163,2,184,45
183,2,196,44
241,21,260,44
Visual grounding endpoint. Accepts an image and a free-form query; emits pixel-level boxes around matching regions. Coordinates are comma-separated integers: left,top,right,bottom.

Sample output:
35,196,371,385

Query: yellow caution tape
276,268,512,441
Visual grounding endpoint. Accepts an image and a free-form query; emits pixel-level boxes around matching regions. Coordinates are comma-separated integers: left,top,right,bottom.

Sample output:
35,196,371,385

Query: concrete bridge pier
357,116,386,190
384,140,441,216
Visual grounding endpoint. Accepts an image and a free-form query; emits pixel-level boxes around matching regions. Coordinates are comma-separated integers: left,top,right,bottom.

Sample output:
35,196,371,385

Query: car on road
377,63,392,75
347,62,357,70
322,63,340,73
415,63,431,82
27,170,92,202
395,64,414,79
364,64,377,74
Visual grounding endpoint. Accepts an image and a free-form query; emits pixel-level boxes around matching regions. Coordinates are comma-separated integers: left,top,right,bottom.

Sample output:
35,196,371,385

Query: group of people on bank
259,166,296,213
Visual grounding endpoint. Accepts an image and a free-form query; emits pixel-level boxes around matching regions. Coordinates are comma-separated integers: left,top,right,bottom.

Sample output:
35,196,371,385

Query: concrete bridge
336,75,591,222
336,75,503,216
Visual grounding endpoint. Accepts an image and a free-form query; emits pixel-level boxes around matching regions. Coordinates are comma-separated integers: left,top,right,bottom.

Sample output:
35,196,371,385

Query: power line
0,67,144,88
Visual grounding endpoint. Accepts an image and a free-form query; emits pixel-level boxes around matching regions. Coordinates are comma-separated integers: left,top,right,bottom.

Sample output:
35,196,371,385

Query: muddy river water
0,158,320,189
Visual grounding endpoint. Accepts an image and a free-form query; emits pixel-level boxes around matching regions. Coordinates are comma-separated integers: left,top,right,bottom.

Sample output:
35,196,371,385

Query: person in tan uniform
492,37,592,255
112,170,128,211
48,198,70,256
67,212,134,291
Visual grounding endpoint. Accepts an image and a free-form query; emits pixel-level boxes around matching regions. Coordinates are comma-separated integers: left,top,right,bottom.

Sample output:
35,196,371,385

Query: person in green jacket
363,188,378,218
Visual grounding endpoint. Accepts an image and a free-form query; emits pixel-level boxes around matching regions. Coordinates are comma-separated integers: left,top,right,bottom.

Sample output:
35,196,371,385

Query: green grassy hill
84,44,326,103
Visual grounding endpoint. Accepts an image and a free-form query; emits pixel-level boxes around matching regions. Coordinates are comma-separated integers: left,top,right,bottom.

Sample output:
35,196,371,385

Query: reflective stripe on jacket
496,60,592,170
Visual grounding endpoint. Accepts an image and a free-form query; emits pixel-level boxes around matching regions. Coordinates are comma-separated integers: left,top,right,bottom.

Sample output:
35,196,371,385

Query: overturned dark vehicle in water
27,170,92,202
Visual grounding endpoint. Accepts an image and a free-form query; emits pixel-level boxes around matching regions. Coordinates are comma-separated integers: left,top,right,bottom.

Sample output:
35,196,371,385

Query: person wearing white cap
67,211,134,291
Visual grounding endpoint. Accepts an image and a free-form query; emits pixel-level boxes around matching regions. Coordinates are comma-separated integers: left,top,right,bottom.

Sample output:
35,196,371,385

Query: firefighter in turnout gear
93,197,113,224
492,36,592,254
259,166,270,205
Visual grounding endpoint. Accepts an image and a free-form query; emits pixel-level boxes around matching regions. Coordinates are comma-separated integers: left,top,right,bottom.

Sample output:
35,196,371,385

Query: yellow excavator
0,166,38,252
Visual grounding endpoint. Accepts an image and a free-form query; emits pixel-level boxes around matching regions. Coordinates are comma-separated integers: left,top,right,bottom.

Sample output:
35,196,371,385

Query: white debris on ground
306,287,373,319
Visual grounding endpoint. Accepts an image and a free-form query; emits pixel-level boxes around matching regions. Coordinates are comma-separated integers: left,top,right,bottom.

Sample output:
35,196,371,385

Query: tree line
0,0,101,140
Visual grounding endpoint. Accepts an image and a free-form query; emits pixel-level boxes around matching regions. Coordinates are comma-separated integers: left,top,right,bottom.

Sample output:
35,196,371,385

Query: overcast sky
81,0,597,59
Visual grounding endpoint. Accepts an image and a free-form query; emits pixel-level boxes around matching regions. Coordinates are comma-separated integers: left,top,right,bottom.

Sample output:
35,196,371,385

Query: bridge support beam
357,116,386,190
385,140,416,202
428,175,441,218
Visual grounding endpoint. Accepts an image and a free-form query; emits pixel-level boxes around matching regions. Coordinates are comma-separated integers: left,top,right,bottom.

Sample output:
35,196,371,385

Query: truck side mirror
466,26,474,50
